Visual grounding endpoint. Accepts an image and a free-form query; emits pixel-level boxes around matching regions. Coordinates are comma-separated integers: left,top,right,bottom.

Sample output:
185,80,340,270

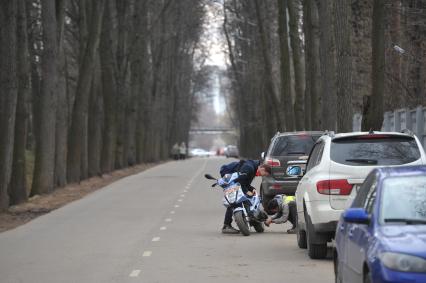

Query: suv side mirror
261,152,265,160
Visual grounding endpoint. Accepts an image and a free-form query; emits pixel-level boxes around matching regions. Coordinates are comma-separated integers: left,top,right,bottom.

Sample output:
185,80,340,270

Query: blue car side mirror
343,208,370,224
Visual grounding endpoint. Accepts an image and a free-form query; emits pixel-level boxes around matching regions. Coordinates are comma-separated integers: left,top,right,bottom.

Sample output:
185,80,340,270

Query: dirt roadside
0,162,162,233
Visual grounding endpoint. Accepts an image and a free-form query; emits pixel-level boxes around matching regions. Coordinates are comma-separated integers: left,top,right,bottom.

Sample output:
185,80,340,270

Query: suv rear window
331,135,421,166
271,135,320,156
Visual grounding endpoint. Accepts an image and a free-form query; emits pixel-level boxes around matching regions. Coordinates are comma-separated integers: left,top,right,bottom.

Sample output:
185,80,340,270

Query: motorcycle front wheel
234,211,250,236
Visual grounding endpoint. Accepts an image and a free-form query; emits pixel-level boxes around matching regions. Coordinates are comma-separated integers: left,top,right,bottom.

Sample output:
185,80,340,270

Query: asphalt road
0,157,333,283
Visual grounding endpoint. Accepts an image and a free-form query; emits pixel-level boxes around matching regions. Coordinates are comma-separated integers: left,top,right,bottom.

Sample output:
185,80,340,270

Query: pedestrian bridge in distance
189,127,237,135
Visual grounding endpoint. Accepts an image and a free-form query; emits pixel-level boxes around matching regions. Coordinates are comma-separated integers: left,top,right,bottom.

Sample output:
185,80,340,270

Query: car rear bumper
313,221,338,233
308,200,342,233
261,177,299,196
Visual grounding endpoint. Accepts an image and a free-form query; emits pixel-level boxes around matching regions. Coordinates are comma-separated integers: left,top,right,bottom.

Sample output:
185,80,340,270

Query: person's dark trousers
288,201,297,228
224,207,233,225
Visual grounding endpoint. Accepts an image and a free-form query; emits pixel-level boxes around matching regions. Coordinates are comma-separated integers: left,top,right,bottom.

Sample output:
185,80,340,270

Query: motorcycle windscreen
224,185,240,204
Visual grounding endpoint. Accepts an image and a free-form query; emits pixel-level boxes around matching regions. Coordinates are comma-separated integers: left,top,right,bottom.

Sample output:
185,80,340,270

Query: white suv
294,131,426,259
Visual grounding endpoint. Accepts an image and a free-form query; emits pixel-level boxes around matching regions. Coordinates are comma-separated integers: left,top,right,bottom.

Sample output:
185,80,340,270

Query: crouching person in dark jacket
265,194,297,234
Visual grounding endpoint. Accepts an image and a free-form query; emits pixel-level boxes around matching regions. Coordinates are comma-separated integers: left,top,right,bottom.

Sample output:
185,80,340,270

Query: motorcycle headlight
379,252,426,273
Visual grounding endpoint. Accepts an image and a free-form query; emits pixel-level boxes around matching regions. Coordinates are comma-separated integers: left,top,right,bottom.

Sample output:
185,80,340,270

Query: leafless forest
0,0,425,210
0,0,207,210
222,0,426,157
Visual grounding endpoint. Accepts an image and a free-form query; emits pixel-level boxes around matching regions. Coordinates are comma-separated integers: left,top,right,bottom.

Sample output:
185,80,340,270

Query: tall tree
277,0,295,131
303,0,321,130
287,0,305,130
0,1,18,209
315,0,336,130
253,0,283,131
54,0,68,187
334,0,353,132
31,0,58,195
362,0,385,130
67,0,105,182
10,0,30,205
100,0,118,173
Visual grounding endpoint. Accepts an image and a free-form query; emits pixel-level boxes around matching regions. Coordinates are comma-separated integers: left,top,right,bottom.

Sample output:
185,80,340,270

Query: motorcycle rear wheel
234,211,250,236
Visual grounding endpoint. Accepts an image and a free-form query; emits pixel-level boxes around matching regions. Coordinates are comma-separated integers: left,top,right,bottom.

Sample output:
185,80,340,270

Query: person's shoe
222,224,240,234
287,228,296,234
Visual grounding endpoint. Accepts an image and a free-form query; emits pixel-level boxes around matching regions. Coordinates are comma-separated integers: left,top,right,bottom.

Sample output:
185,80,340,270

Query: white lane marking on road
143,251,152,257
170,211,175,214
160,226,167,231
129,270,141,277
152,237,160,242
177,199,183,202
165,218,172,222
183,189,188,193
184,160,207,191
180,194,185,197
174,204,180,208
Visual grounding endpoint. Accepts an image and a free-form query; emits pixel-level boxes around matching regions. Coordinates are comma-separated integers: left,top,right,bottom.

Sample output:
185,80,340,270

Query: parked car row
189,148,215,157
260,130,426,282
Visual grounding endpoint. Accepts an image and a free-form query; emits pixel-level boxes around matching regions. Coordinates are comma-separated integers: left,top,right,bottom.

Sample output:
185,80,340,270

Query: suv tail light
316,179,353,195
265,158,281,167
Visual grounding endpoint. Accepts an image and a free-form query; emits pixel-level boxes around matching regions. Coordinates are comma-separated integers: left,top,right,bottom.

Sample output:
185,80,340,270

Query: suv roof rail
271,131,281,141
323,130,335,137
401,128,414,136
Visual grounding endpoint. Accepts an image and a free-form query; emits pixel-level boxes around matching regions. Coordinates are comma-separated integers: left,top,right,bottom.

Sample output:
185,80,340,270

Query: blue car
334,166,426,283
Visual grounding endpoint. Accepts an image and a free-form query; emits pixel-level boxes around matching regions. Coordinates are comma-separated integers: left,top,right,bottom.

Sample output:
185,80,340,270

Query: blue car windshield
380,176,426,224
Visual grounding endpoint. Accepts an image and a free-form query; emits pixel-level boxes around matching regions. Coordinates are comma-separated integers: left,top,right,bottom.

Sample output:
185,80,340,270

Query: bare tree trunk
304,0,321,130
100,0,118,173
254,0,283,131
351,0,372,112
277,0,295,131
133,0,149,164
67,0,104,182
386,1,402,110
362,0,385,131
334,0,353,132
288,0,305,130
315,0,336,130
10,0,30,205
223,1,245,143
88,56,103,177
302,0,311,130
26,0,41,152
31,0,58,195
0,1,18,209
55,0,68,187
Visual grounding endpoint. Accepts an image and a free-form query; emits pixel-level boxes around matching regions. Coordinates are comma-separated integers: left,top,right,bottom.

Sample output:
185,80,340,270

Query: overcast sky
204,4,226,67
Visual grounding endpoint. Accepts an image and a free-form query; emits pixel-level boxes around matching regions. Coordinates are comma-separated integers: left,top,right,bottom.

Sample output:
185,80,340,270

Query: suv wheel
306,211,328,259
296,212,307,249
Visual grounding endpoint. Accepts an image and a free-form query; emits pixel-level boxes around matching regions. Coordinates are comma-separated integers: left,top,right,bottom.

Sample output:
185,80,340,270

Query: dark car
260,131,323,209
225,145,239,158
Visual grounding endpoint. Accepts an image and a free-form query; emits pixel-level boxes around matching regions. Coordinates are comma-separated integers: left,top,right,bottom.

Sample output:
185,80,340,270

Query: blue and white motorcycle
205,172,267,236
